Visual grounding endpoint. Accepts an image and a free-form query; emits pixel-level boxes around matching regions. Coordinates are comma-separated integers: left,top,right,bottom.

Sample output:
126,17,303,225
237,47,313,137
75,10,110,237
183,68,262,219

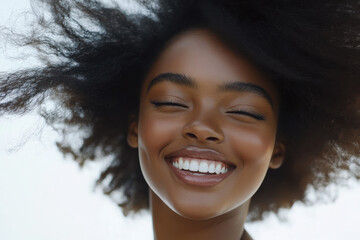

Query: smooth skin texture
128,29,286,240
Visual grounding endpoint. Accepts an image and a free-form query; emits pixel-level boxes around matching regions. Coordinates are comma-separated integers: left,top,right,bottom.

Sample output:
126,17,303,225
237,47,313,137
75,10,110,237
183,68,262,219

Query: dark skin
128,29,286,240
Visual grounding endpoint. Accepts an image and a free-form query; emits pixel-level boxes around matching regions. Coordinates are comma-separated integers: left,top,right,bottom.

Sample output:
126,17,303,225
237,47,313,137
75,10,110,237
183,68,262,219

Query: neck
150,190,251,240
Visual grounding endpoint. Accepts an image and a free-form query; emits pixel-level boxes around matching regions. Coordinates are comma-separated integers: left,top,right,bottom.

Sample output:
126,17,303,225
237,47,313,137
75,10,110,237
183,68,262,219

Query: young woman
1,0,359,239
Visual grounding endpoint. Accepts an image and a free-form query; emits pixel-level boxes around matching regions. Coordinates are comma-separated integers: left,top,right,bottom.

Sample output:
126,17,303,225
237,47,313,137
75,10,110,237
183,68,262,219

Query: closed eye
150,101,189,108
226,110,265,121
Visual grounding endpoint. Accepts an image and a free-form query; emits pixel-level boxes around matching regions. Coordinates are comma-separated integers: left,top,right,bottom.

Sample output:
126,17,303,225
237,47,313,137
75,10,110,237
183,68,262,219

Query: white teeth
183,160,190,170
173,161,178,168
171,158,229,174
209,163,215,173
215,164,221,174
189,161,199,171
179,157,184,169
199,162,208,173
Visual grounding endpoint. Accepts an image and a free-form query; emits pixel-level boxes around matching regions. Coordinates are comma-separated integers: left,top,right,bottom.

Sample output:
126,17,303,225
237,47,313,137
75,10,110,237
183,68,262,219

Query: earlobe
269,142,286,169
127,121,139,148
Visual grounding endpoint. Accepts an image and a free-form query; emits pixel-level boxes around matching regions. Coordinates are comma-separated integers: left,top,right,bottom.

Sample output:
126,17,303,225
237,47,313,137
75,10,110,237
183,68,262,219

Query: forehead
143,28,279,108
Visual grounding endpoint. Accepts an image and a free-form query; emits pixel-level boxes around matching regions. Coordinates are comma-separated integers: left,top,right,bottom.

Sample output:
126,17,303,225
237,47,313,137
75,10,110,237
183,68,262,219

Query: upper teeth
171,157,229,174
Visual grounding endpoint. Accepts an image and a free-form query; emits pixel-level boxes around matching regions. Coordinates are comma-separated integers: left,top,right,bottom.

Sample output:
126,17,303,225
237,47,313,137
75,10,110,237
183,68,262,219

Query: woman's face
128,29,285,220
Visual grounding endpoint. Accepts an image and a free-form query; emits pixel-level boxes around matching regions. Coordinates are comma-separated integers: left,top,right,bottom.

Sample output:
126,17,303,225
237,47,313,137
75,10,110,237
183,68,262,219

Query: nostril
206,137,219,142
186,132,197,139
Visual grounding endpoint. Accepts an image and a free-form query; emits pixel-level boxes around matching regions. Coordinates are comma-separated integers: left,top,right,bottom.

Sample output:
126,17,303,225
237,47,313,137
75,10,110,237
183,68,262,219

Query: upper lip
164,146,236,167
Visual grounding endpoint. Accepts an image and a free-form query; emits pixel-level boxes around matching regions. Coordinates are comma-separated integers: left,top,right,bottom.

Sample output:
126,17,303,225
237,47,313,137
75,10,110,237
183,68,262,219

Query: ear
269,141,286,169
127,120,139,148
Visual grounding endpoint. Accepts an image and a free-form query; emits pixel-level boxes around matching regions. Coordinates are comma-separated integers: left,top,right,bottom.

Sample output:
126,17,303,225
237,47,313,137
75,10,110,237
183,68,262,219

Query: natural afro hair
0,0,359,220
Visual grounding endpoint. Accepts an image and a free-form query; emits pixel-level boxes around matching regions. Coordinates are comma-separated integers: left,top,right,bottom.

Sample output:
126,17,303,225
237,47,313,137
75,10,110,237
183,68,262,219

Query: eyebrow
219,81,273,107
147,72,273,107
146,73,197,92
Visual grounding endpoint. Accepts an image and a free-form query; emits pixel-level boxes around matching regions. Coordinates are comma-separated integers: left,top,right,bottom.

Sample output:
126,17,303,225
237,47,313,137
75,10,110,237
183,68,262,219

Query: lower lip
166,161,234,187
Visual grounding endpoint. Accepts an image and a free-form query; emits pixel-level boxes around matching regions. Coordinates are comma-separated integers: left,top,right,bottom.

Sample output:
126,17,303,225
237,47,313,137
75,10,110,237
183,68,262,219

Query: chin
166,196,232,220
172,206,221,220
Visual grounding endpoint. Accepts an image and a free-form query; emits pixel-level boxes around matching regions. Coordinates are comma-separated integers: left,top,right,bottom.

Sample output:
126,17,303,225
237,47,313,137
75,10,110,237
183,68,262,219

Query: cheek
138,111,181,156
226,125,276,198
136,110,182,196
229,126,275,165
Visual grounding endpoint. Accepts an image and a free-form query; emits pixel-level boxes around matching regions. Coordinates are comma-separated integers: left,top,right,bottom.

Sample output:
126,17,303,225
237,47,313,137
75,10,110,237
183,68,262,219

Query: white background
1,1,359,239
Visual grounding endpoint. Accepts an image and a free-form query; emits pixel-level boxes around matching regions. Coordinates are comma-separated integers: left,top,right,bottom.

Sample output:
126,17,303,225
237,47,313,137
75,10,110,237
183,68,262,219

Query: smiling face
128,29,285,220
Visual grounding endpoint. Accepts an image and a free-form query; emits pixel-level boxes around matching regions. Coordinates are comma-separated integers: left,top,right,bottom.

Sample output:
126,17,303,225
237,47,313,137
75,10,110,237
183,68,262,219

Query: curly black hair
1,0,359,221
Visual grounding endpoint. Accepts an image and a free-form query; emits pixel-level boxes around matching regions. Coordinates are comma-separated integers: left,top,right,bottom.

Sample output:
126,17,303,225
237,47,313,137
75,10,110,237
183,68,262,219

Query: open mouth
165,156,236,187
166,157,234,175
163,146,236,186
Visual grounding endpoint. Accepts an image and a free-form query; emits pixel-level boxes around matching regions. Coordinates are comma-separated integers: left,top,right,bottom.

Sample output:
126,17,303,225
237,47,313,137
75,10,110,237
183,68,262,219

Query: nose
182,115,224,144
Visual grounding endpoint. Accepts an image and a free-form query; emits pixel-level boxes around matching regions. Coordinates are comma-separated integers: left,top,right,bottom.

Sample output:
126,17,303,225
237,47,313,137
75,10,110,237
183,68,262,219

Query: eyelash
150,101,188,108
151,101,265,121
226,110,265,121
